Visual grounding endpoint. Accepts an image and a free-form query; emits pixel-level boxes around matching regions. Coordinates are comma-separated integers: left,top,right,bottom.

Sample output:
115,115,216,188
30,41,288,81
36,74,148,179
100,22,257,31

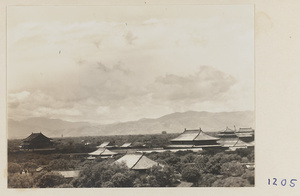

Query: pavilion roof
171,129,219,142
170,129,200,141
22,132,52,142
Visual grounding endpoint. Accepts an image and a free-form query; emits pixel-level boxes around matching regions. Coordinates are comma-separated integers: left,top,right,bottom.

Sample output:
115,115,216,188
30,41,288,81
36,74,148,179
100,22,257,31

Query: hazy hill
7,111,254,139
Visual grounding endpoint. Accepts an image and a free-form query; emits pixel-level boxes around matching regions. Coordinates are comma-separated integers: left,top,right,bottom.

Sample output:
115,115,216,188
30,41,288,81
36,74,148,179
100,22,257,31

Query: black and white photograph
6,5,255,188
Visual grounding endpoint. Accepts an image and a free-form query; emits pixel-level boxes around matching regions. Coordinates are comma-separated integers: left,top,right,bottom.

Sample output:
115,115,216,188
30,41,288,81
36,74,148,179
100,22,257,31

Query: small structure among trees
20,132,54,150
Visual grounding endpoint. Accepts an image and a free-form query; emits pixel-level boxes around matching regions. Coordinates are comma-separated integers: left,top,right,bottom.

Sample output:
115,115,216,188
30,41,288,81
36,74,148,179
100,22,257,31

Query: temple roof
170,129,199,141
194,130,219,141
171,129,219,142
22,132,52,142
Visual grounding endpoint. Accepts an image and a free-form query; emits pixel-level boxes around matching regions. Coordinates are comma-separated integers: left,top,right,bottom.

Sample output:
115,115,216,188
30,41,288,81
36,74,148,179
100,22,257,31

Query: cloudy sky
7,5,254,124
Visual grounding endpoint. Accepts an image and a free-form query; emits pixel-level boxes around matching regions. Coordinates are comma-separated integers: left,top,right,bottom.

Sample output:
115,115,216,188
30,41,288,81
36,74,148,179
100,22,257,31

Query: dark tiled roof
22,132,52,142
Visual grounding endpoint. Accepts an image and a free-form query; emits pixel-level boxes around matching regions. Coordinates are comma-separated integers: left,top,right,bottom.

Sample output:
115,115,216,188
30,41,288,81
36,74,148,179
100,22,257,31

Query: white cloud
7,7,254,123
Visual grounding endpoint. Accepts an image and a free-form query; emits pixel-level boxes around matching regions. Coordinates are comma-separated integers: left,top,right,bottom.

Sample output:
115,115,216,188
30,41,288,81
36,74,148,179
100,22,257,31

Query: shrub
242,170,255,185
220,161,245,177
198,173,218,187
181,166,201,183
7,163,22,174
212,177,251,187
111,173,133,187
35,172,65,188
8,173,34,188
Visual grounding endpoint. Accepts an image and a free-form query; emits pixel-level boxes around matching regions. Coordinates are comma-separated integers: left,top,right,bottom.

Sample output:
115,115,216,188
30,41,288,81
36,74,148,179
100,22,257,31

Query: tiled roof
233,139,249,147
171,129,219,142
131,156,161,170
97,141,111,148
170,130,199,141
22,132,52,142
120,143,131,147
237,128,254,133
88,148,117,156
114,154,160,170
193,131,219,141
218,137,239,147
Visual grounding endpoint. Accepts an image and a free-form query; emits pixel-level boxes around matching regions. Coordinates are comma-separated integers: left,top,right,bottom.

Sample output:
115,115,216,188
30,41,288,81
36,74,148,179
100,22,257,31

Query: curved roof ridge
193,129,220,141
193,128,202,140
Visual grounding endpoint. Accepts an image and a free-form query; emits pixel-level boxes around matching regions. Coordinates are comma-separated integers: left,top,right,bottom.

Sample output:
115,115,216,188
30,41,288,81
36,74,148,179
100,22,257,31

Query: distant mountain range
7,111,254,139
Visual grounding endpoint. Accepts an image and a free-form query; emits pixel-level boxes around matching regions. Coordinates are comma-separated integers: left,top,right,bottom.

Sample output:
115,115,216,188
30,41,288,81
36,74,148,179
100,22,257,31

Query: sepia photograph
6,5,254,188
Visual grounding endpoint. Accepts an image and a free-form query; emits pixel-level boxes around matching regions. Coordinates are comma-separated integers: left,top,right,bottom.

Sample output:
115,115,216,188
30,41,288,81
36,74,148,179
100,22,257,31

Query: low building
20,132,54,150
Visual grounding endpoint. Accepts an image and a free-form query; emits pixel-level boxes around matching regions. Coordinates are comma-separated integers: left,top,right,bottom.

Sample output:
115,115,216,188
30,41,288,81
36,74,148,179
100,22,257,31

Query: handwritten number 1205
268,178,297,187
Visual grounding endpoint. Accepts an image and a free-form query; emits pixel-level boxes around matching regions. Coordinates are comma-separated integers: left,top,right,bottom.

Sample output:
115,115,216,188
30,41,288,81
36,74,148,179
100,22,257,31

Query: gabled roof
22,132,52,142
88,147,117,156
114,154,160,170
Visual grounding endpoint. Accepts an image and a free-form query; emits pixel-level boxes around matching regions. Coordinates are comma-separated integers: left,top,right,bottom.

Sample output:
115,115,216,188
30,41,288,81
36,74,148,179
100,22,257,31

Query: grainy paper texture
1,0,300,196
